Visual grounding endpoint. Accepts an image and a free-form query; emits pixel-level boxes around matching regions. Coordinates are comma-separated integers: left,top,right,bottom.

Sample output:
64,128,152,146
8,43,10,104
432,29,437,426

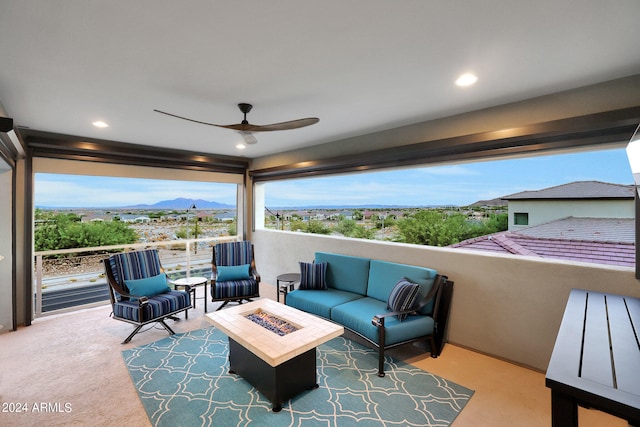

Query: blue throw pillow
299,262,328,290
387,278,420,321
217,264,251,281
125,273,171,297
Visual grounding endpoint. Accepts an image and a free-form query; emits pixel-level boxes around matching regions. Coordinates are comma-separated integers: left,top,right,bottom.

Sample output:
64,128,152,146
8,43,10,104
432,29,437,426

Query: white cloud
35,175,237,207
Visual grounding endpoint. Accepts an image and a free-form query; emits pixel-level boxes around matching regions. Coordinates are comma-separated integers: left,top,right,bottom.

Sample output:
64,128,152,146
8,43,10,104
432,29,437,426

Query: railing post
186,240,192,278
35,254,43,317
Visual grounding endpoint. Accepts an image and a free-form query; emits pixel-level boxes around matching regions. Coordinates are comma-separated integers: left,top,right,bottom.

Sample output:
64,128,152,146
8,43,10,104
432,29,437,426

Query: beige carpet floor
0,283,626,426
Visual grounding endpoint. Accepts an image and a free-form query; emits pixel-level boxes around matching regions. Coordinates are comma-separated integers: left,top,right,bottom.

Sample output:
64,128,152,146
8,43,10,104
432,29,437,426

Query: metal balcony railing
33,236,238,317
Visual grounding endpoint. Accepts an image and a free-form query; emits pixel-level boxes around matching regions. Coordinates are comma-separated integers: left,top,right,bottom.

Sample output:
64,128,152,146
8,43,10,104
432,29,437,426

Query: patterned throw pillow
299,262,328,290
387,278,420,321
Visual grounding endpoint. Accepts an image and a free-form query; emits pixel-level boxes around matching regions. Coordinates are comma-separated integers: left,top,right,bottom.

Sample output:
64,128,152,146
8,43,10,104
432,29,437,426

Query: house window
514,212,529,226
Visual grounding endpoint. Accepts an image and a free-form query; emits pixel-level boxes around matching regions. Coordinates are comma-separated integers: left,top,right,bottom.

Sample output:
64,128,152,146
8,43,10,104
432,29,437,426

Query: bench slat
581,293,614,387
608,296,640,396
547,290,586,382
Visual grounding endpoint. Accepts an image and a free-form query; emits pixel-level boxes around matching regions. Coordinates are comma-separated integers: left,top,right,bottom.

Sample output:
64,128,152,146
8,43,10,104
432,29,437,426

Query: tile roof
450,217,635,267
516,217,635,243
502,181,634,200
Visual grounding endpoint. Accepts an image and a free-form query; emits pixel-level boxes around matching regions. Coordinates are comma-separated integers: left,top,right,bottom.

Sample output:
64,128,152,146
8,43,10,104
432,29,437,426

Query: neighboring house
451,181,636,267
118,214,151,223
502,181,634,231
451,217,635,267
214,212,236,222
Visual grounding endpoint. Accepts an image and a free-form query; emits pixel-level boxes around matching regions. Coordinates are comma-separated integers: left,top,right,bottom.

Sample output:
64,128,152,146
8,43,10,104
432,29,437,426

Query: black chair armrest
372,308,419,327
372,274,448,328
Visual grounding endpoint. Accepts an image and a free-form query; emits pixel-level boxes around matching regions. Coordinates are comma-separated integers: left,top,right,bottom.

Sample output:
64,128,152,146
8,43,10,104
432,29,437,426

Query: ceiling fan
154,103,319,144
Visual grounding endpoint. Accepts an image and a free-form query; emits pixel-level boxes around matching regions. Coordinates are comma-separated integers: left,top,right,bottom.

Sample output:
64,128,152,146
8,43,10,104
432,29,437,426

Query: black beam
22,129,248,175
250,107,640,181
0,117,13,132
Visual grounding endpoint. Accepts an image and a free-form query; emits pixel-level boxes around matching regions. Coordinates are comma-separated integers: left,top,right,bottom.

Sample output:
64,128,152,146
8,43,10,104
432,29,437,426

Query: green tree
335,218,374,239
485,213,508,233
335,219,358,236
34,211,137,254
228,219,237,236
396,210,508,246
305,220,331,235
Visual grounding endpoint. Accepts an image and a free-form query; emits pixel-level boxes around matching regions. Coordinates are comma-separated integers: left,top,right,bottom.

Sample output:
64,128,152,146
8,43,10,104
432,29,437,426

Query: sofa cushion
331,297,435,345
299,261,328,290
387,278,420,321
286,288,363,319
315,252,370,295
367,260,438,315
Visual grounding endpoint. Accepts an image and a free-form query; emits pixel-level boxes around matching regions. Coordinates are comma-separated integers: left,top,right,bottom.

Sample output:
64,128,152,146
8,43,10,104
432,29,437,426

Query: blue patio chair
104,249,191,343
211,241,260,310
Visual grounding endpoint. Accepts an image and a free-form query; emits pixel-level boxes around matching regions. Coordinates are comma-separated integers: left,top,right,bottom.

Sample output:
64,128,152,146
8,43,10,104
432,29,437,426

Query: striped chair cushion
109,249,163,289
215,241,253,267
113,290,191,322
213,279,258,299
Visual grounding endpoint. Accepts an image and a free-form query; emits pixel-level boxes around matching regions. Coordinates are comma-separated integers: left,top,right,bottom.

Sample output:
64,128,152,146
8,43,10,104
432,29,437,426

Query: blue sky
264,148,633,207
35,175,239,208
35,148,633,208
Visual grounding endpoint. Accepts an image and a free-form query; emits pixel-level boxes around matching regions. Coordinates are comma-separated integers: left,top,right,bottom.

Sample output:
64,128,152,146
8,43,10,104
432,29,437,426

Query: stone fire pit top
206,299,344,367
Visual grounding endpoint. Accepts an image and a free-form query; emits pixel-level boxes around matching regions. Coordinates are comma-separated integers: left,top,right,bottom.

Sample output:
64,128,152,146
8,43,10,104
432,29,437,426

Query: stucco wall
0,168,12,332
252,229,640,371
508,199,634,230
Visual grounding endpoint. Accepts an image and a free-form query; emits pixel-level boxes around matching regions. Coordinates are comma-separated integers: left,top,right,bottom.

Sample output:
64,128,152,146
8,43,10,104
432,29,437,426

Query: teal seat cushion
286,289,363,319
217,264,250,281
125,273,171,297
331,297,435,345
367,260,438,315
315,252,370,295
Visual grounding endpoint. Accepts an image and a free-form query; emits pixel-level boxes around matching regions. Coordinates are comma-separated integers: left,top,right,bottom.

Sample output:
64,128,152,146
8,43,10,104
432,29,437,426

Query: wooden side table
172,276,209,317
276,273,300,304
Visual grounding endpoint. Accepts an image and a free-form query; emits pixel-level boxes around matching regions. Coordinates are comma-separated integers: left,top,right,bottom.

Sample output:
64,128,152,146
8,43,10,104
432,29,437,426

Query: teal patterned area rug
122,327,474,427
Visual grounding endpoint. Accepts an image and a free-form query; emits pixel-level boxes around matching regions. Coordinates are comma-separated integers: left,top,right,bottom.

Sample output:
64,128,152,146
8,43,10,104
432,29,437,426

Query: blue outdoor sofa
286,252,453,376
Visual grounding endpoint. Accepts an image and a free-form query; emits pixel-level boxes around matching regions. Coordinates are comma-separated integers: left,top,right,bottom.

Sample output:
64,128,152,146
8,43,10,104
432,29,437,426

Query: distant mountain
126,198,234,210
468,198,507,207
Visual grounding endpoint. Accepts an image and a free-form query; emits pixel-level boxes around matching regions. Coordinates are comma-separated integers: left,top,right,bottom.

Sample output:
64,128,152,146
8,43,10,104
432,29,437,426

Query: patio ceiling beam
250,106,640,181
22,129,249,175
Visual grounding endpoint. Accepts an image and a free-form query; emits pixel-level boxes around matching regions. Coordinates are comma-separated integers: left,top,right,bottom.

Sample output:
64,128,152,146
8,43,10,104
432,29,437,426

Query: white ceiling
1,1,639,159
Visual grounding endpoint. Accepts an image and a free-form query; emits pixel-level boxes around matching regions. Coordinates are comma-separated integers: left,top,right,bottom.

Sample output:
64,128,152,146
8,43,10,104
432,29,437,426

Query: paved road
41,266,213,312
42,282,111,312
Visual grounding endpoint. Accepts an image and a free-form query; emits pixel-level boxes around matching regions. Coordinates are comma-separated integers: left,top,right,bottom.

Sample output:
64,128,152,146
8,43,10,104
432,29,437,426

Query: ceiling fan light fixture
241,131,258,145
236,143,246,150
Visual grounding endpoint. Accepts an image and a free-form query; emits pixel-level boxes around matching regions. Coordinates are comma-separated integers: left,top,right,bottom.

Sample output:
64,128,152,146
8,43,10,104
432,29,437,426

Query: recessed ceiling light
236,143,246,150
92,121,109,128
455,73,478,87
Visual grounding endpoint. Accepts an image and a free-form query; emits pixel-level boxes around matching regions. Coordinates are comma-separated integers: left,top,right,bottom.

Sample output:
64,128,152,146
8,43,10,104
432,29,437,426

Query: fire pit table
206,299,344,412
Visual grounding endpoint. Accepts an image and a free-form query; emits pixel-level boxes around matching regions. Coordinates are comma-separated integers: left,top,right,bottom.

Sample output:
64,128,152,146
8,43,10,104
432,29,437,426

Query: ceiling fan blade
155,105,319,134
239,117,320,132
153,109,221,127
